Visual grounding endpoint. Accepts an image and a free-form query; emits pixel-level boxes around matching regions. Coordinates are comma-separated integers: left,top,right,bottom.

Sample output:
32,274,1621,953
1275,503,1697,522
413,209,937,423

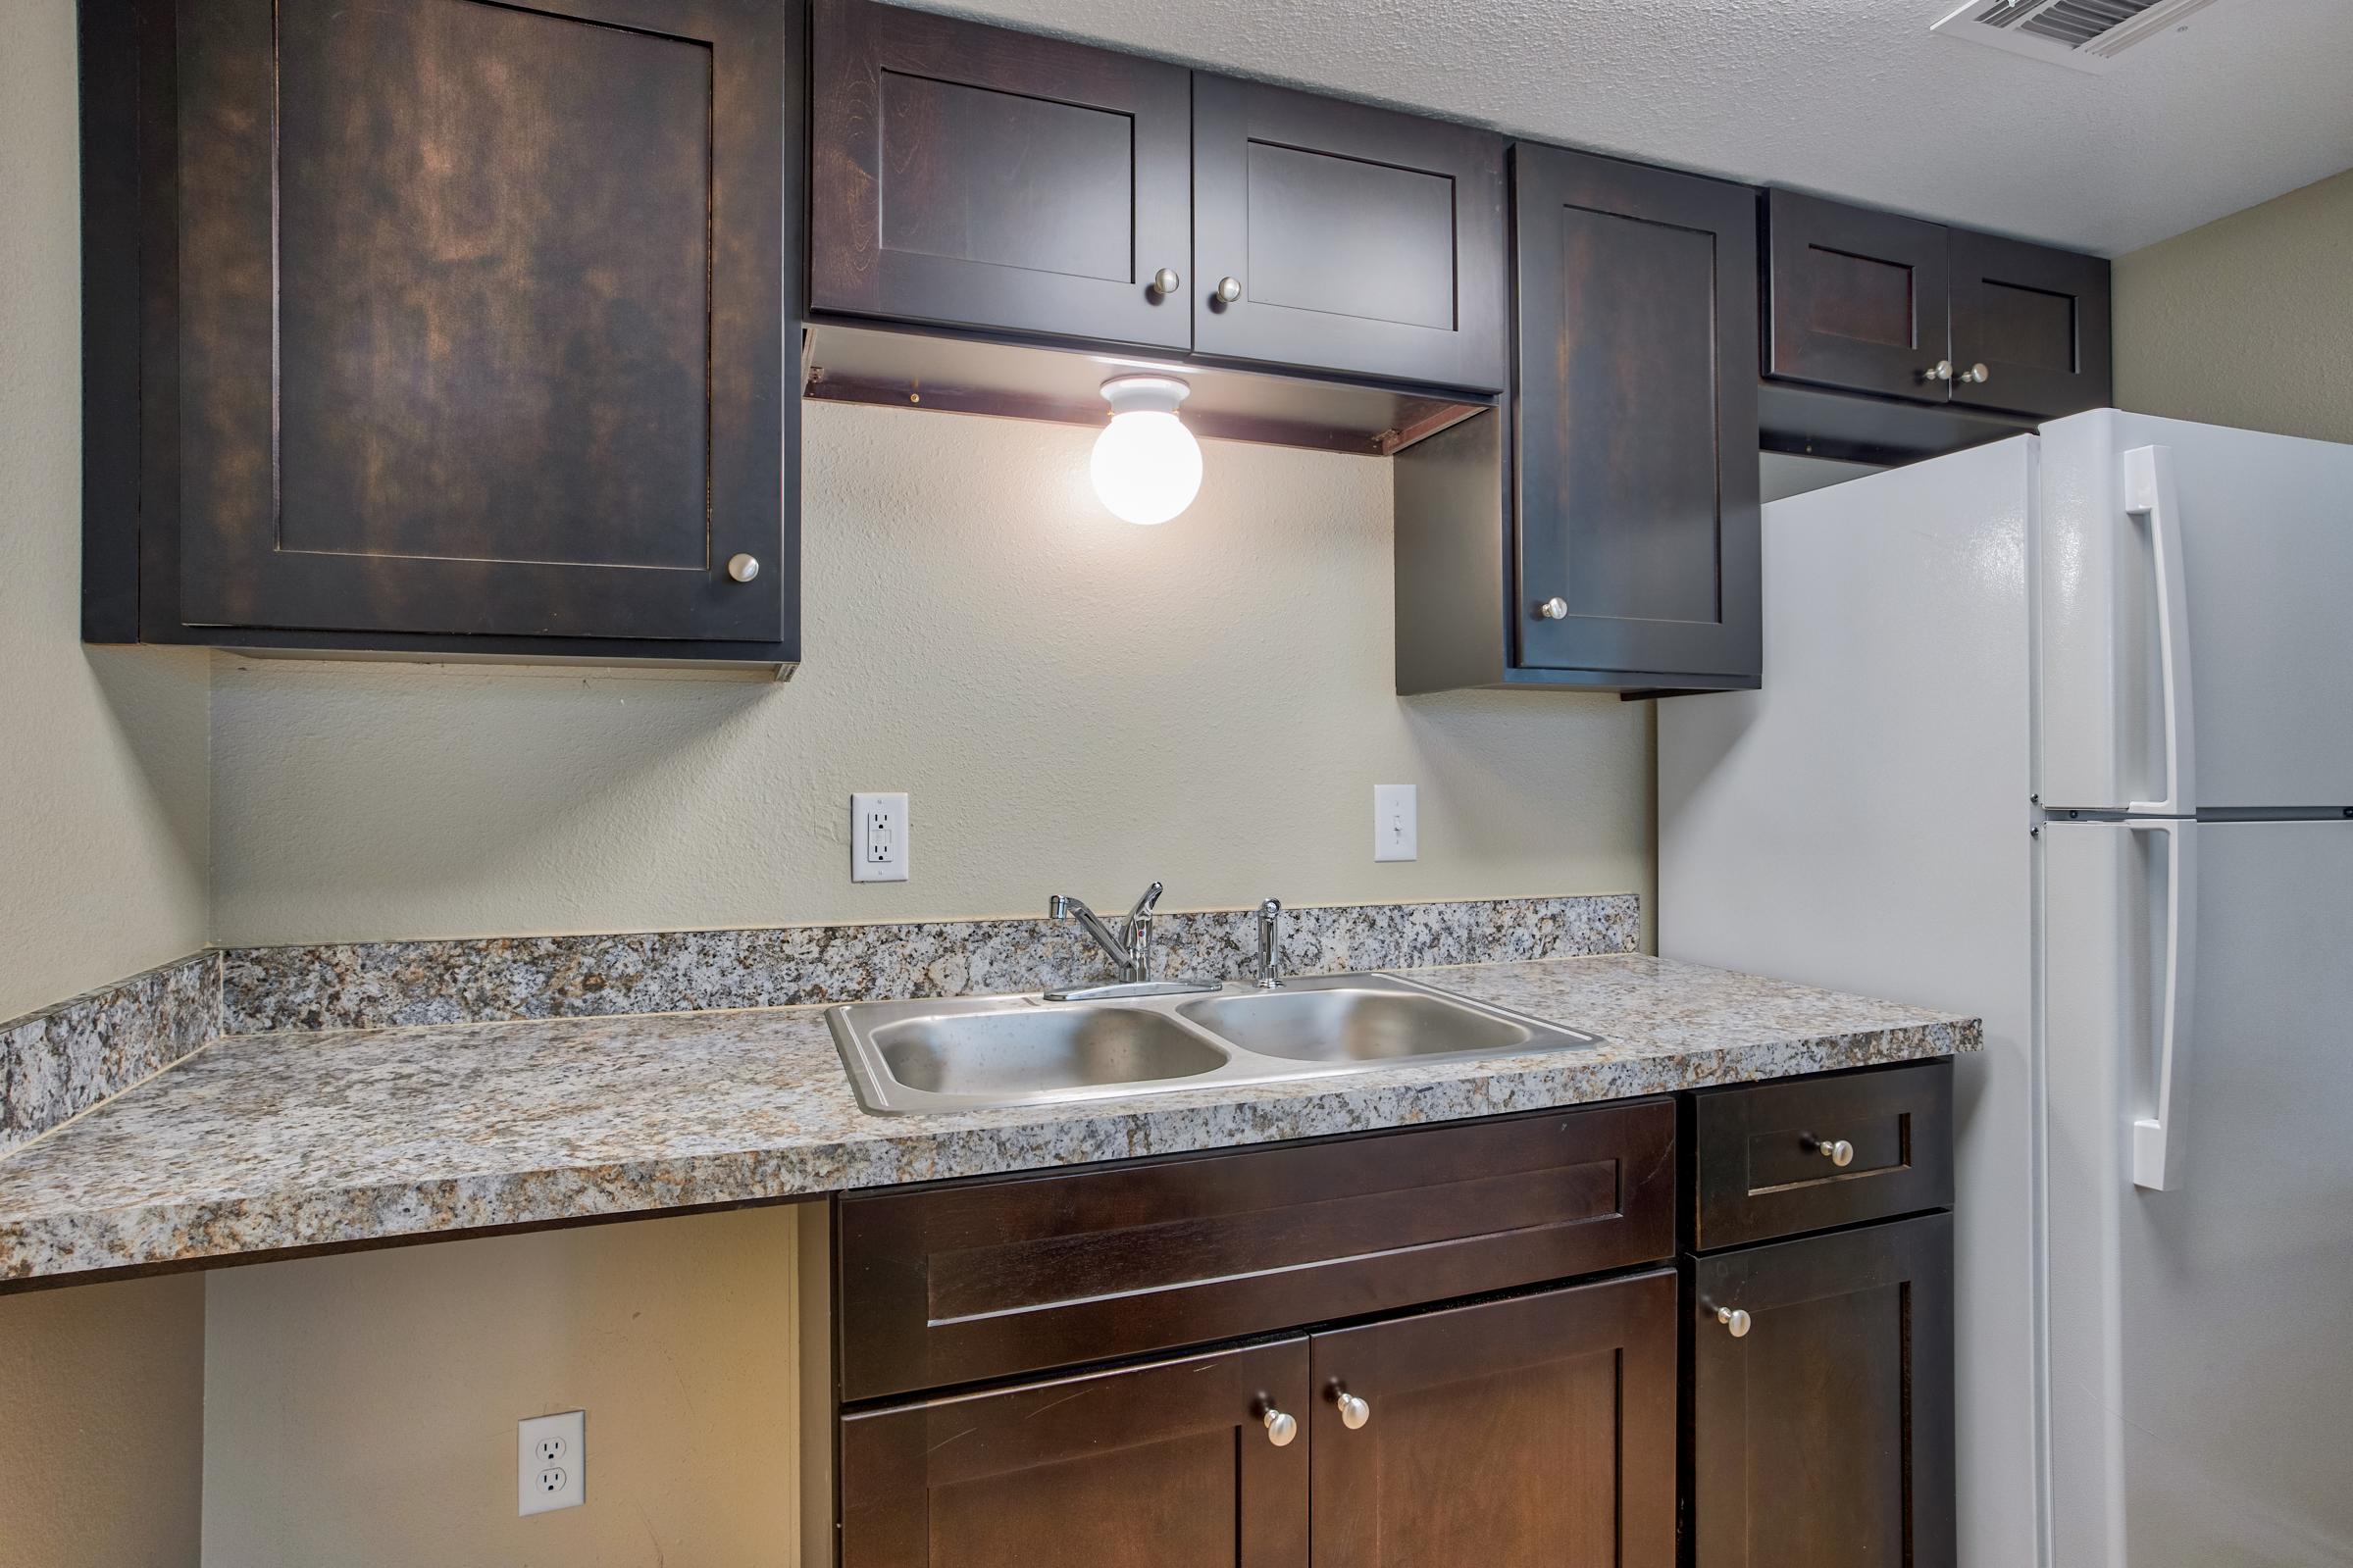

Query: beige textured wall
2114,166,2353,444
202,1206,803,1567
0,0,209,1022
1,4,211,1563
0,1275,206,1568
210,399,1655,947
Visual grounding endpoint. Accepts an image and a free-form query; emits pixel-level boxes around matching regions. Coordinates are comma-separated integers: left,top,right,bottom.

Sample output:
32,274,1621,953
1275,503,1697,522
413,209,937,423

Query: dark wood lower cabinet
840,1338,1311,1568
1688,1211,1956,1568
830,1081,1955,1568
1309,1271,1677,1568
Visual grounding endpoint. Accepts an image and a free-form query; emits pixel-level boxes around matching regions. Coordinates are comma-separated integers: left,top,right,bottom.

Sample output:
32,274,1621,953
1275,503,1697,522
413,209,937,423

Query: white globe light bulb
1090,377,1202,526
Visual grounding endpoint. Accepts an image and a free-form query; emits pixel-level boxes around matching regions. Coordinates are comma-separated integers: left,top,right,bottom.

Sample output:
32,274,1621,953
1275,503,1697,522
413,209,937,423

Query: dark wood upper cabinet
1765,187,2112,423
841,1338,1310,1568
1689,1213,1957,1568
84,0,801,661
1948,228,2112,418
1309,1272,1678,1568
1765,189,1953,404
808,0,1192,351
1190,77,1508,392
1511,145,1761,689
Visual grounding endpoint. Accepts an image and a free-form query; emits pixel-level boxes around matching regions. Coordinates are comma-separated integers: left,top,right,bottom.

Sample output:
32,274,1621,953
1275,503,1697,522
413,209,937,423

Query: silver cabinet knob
1214,276,1243,304
1151,266,1181,297
1331,1389,1370,1431
1536,596,1568,621
1813,1137,1856,1168
1262,1406,1298,1446
1921,359,1954,383
725,553,760,583
1716,1306,1752,1338
1958,362,1991,383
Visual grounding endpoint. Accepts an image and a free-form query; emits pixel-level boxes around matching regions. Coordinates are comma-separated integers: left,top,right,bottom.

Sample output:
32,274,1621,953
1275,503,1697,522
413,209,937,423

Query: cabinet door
1513,145,1760,686
841,1338,1309,1568
1308,1271,1677,1568
176,0,792,642
1690,1213,1956,1568
1765,189,1953,403
1948,228,2112,418
809,0,1191,351
1191,76,1507,391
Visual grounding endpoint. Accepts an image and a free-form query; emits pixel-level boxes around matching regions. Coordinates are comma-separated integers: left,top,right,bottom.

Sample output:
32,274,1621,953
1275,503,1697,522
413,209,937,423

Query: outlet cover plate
851,792,909,884
1374,784,1418,862
519,1410,585,1516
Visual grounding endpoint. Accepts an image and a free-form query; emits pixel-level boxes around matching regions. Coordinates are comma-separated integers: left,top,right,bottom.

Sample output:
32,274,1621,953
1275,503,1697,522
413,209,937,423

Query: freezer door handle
2125,818,2196,1190
2123,446,2197,816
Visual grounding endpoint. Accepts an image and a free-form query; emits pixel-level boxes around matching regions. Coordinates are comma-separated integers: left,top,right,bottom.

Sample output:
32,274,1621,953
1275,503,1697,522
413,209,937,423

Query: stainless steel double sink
826,971,1601,1114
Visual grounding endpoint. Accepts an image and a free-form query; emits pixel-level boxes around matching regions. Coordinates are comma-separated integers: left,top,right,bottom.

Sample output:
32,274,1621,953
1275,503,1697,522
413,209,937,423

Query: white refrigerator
1660,409,2353,1568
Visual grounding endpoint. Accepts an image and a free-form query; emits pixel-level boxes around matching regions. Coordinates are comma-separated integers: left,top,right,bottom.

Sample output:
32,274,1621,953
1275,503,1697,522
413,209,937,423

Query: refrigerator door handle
2123,445,2197,816
2124,818,2196,1190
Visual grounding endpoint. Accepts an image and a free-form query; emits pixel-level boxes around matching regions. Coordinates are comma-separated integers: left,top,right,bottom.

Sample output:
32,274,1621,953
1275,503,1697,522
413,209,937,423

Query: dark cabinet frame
79,0,805,665
1190,76,1508,392
807,0,1193,351
1687,1212,1957,1568
1948,228,2113,419
1765,189,1953,403
1509,145,1761,689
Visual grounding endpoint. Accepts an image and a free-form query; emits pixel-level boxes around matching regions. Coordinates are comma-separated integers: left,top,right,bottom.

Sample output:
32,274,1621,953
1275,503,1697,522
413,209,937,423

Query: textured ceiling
903,0,2353,256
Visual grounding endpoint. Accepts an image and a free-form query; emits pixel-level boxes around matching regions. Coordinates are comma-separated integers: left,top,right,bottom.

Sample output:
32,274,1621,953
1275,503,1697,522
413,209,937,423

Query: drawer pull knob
1151,266,1181,297
1812,1137,1857,1168
1262,1406,1298,1446
1536,596,1569,621
1715,1305,1752,1338
1921,359,1954,383
1331,1389,1371,1431
1215,276,1243,305
726,553,760,583
1958,362,1991,384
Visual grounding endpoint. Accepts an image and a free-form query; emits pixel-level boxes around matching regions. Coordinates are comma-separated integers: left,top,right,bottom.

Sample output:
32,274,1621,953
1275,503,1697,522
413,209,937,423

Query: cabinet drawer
836,1099,1676,1401
1685,1059,1952,1250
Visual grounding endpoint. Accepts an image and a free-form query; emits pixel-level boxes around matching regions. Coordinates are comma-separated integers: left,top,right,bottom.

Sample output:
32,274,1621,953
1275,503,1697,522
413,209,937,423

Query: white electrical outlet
1373,784,1418,862
518,1410,585,1516
850,792,909,883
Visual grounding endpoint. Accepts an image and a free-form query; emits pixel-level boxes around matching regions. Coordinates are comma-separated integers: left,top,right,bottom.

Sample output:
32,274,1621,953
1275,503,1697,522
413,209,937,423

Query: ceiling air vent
1931,0,2226,74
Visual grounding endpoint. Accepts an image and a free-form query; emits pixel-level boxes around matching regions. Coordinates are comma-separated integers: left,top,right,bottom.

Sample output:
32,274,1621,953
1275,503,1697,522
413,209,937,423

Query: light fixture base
1099,375,1192,416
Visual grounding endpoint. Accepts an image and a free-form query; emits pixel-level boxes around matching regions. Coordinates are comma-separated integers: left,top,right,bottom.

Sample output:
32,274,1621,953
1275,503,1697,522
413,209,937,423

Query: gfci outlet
518,1410,585,1516
1374,784,1418,862
850,792,909,883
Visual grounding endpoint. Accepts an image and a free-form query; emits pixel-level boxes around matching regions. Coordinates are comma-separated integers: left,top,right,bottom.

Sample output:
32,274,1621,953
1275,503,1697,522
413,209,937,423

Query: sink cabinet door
1190,76,1508,392
1307,1270,1678,1568
809,0,1193,351
1689,1212,1956,1568
841,1338,1309,1568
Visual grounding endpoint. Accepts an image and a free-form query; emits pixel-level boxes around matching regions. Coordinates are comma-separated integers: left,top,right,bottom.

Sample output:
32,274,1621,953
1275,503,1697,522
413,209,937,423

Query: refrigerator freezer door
2038,410,2353,812
1661,436,2040,1568
2043,820,2353,1568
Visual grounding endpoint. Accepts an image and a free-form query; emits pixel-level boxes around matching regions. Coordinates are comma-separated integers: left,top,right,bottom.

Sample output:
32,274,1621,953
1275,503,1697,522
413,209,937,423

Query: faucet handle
1125,880,1166,928
1254,898,1284,988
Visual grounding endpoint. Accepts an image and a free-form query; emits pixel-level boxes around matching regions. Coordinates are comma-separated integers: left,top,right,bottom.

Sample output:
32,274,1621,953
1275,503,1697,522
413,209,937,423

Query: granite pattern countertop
0,955,1977,1285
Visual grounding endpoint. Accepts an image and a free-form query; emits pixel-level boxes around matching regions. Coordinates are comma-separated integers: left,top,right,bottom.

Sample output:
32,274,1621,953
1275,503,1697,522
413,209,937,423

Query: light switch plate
1373,784,1418,862
518,1410,585,1516
851,792,908,883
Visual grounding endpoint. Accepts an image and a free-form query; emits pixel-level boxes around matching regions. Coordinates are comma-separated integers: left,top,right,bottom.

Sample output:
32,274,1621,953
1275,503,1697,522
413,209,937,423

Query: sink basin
1179,978,1553,1063
827,973,1600,1115
869,1005,1225,1098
